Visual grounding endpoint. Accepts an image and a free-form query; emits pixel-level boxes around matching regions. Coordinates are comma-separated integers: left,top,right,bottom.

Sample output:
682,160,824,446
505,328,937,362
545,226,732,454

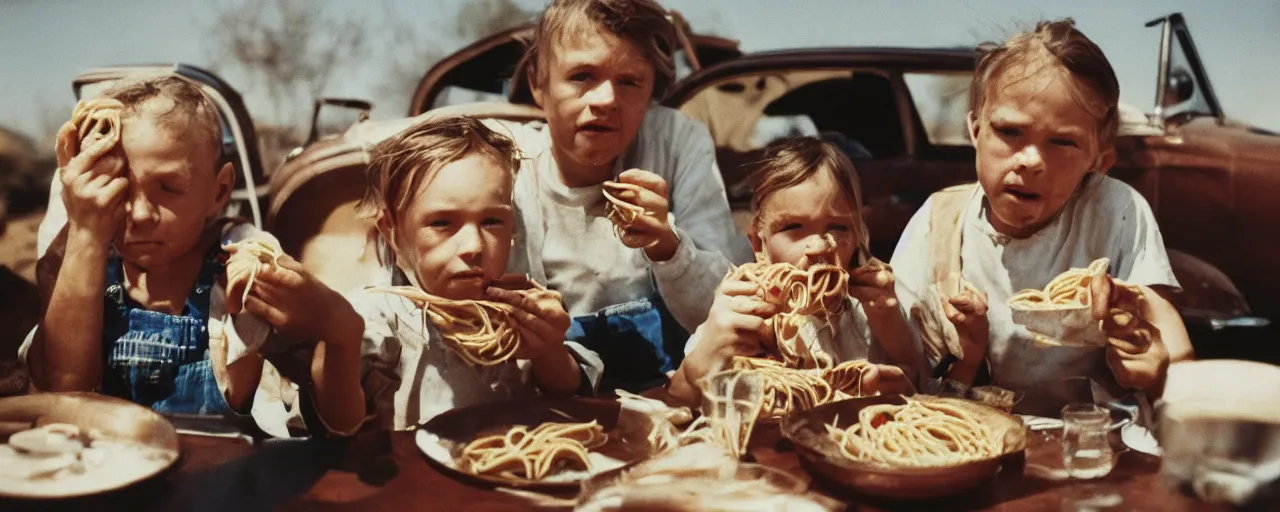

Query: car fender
1166,249,1250,322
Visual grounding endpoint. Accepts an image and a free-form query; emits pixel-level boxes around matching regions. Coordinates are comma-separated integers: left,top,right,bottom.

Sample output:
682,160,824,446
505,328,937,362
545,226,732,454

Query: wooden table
0,421,1229,511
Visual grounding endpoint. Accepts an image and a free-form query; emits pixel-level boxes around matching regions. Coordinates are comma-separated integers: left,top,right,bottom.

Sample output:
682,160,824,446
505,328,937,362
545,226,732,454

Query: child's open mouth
1004,187,1041,201
578,122,617,134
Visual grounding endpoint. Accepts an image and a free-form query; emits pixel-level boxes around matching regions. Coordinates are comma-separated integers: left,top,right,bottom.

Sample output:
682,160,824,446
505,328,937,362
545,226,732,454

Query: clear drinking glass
1061,404,1115,479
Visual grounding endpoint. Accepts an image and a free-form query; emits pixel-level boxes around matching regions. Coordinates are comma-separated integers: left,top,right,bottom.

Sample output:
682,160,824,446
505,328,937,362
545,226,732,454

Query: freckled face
114,99,231,268
530,24,654,185
970,56,1112,238
390,155,515,300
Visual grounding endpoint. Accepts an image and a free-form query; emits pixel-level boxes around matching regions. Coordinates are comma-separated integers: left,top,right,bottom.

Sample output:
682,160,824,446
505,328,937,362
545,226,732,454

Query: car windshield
903,71,971,146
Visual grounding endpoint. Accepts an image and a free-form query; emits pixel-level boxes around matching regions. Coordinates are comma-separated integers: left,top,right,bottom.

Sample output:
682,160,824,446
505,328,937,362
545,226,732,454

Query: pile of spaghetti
720,258,879,419
367,283,560,367
1008,258,1110,309
224,236,284,306
72,98,125,147
457,421,607,480
602,181,656,247
823,398,1001,467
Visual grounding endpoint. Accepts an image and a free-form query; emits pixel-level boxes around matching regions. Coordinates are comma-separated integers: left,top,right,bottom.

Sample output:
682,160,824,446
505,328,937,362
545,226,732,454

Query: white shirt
483,106,753,331
891,174,1178,404
349,289,605,431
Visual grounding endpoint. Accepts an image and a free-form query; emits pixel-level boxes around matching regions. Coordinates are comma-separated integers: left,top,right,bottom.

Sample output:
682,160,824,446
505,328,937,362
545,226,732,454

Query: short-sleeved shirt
891,174,1178,407
349,287,605,431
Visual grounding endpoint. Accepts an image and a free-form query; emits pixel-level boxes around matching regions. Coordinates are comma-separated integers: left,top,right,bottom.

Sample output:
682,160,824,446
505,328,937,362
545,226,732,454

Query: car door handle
1209,317,1271,331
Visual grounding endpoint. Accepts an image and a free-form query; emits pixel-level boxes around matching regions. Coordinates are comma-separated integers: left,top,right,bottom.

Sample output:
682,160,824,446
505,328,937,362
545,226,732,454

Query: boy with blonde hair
24,75,364,435
474,0,750,393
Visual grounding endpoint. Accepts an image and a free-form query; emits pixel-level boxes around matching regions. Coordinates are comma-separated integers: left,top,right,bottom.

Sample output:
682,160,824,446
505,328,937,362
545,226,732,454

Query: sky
2,0,1277,148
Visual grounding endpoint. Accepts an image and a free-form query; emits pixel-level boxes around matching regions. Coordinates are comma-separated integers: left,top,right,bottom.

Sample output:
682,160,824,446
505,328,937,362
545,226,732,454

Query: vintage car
59,14,1276,362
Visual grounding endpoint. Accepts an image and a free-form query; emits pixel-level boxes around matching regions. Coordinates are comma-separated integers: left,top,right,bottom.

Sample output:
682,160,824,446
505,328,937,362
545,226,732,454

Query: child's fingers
55,121,78,167
506,306,566,343
244,295,287,327
730,295,778,319
615,169,669,198
1090,274,1114,320
66,130,120,177
718,280,762,298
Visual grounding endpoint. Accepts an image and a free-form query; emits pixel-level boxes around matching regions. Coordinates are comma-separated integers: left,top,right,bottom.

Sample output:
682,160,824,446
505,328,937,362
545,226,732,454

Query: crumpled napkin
911,272,983,363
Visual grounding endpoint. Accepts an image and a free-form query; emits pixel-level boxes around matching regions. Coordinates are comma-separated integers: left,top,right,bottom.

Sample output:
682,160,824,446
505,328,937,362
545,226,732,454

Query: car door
72,64,267,228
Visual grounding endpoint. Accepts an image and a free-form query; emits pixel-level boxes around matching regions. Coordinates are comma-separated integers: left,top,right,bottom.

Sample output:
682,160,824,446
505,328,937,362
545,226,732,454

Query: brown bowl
415,397,648,492
0,392,181,499
781,394,1027,501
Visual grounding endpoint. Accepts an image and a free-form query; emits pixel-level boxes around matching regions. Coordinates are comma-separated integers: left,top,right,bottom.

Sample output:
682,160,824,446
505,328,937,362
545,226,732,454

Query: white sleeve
648,120,744,333
36,168,67,259
889,197,935,322
1109,187,1179,290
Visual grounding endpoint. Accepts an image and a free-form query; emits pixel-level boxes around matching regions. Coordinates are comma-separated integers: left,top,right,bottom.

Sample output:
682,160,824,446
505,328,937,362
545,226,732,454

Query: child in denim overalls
667,137,922,404
24,75,365,436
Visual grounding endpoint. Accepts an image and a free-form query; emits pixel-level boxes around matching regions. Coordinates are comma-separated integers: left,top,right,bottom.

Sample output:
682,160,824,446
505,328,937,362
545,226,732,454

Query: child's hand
484,283,571,363
857,364,916,396
55,121,127,245
1090,276,1171,392
606,169,679,262
684,281,780,379
849,258,898,311
943,288,990,362
237,254,362,347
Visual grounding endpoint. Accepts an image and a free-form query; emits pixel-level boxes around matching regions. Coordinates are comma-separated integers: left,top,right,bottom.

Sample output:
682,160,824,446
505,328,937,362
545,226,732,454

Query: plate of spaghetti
1007,258,1114,347
414,398,648,491
781,394,1027,500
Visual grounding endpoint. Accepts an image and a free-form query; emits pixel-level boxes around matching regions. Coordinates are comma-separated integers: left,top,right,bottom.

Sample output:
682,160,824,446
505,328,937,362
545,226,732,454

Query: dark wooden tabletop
0,418,1231,512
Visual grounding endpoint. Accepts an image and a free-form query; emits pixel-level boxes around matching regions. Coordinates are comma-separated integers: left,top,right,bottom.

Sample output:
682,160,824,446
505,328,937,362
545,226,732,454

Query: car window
431,84,511,110
679,69,906,206
903,72,971,146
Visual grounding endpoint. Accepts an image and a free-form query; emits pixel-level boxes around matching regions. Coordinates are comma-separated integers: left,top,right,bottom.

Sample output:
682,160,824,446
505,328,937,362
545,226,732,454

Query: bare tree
201,0,370,172
376,0,535,115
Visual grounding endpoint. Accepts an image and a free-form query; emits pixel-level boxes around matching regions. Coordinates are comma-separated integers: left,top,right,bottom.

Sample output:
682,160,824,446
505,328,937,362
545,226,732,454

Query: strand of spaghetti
224,237,284,307
366,286,523,366
824,399,1000,467
458,421,606,481
1010,258,1111,308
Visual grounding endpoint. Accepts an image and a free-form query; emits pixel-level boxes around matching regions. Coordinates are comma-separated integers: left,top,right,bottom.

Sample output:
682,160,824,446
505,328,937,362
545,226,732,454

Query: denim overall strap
102,245,233,415
565,294,690,394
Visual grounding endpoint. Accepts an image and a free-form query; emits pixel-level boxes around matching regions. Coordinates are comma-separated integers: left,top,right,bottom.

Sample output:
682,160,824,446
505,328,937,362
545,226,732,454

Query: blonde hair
358,117,522,222
971,18,1121,149
750,137,869,252
100,74,223,166
515,0,677,100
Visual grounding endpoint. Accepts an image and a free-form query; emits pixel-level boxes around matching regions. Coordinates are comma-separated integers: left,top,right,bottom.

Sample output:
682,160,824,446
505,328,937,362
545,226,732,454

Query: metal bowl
0,392,181,499
781,394,1027,500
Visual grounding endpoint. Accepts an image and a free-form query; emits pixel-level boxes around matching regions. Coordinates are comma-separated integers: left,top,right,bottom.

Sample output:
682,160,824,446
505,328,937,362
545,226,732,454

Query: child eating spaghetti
350,116,603,430
23,75,363,436
665,137,921,405
890,19,1193,415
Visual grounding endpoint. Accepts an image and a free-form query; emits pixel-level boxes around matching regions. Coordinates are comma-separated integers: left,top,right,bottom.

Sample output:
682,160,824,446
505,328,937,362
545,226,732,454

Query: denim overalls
564,295,688,394
100,245,233,415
